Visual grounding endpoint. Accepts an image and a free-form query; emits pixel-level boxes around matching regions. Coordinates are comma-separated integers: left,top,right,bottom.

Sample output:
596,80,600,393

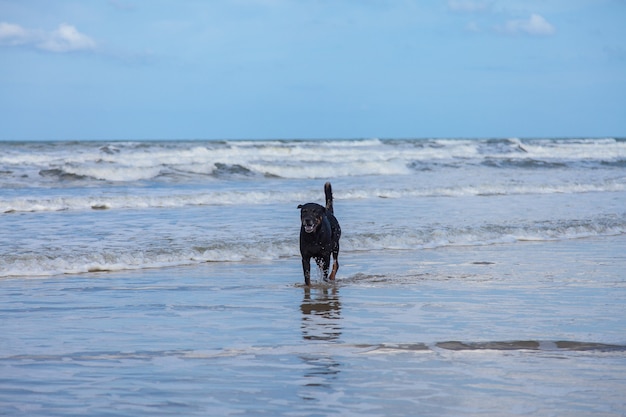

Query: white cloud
38,23,96,52
0,22,96,52
0,22,32,45
498,14,556,36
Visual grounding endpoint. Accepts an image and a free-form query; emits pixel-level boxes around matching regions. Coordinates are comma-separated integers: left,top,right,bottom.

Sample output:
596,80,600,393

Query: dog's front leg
302,256,312,286
319,256,331,282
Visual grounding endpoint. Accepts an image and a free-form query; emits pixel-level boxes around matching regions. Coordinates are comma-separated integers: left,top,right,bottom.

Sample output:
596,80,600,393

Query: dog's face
297,203,325,233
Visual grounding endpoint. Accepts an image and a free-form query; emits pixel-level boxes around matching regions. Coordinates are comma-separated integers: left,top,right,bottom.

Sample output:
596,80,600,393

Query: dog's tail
324,182,334,215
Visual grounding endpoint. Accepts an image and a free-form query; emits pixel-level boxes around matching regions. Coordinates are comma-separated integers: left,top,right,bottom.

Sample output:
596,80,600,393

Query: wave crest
2,138,626,185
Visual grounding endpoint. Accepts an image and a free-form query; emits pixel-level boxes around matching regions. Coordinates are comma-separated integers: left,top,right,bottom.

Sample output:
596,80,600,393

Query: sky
1,0,625,141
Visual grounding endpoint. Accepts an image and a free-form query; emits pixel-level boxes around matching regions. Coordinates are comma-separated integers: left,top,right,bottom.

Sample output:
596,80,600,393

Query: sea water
1,138,625,276
1,138,625,416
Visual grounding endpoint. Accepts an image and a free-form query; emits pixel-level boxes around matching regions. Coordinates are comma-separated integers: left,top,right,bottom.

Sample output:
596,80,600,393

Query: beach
1,138,625,415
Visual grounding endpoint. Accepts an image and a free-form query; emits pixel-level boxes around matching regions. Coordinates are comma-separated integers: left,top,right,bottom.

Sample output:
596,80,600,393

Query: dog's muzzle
303,220,316,233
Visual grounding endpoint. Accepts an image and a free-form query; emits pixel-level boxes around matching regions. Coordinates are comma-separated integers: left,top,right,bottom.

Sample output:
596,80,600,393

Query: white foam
2,178,623,213
0,240,299,278
518,138,626,160
342,218,626,252
2,138,625,186
2,215,623,278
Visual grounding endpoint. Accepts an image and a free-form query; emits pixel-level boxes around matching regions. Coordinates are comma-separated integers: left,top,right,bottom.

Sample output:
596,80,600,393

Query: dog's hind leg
329,253,339,281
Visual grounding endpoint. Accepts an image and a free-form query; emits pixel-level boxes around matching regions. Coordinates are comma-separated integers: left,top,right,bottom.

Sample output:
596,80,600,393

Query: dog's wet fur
297,182,341,286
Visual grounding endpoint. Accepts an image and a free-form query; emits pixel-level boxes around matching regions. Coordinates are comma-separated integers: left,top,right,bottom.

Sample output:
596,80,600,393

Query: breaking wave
2,215,623,278
1,138,625,186
2,180,624,213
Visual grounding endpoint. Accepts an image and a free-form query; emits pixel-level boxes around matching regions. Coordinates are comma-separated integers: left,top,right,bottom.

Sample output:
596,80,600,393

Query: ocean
1,138,625,416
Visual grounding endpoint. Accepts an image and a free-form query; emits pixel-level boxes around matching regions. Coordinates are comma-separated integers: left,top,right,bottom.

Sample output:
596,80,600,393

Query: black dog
297,182,341,286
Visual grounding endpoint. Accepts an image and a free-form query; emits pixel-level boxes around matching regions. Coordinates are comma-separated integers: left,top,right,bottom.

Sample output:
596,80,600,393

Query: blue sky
1,0,625,140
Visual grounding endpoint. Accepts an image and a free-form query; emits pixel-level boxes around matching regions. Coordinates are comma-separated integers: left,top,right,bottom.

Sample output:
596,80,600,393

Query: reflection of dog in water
297,182,341,286
301,287,342,342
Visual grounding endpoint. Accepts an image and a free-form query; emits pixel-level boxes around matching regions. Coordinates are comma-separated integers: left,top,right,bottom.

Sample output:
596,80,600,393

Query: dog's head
297,203,325,233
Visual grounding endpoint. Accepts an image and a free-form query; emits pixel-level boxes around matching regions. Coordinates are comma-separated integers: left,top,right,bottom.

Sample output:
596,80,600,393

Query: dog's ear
297,204,303,209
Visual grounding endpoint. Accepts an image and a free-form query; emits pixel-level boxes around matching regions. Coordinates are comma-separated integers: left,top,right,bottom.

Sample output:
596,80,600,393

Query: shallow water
1,236,625,416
